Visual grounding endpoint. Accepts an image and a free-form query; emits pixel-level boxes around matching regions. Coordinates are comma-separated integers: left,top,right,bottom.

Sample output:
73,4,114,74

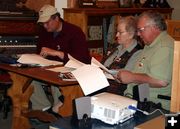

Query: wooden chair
166,20,180,41
170,41,180,113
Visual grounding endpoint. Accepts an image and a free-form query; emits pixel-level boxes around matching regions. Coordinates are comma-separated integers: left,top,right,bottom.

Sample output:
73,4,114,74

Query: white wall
55,0,67,18
168,0,180,20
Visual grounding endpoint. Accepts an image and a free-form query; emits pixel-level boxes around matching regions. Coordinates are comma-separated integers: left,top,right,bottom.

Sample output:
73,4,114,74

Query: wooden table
0,64,84,129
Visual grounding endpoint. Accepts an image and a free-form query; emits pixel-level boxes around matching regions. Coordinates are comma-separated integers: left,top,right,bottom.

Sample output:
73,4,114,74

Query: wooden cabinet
63,8,173,55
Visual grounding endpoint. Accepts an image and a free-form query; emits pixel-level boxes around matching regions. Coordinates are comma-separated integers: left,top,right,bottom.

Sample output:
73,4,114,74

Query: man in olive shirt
117,11,174,110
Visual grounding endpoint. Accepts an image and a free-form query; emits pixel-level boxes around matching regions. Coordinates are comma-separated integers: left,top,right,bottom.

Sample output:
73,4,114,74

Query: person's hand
40,47,64,59
116,70,134,84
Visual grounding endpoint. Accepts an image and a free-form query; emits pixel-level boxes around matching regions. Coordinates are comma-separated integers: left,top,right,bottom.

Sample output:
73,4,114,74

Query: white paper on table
47,66,75,73
91,57,115,80
17,54,63,66
64,54,86,69
71,65,109,95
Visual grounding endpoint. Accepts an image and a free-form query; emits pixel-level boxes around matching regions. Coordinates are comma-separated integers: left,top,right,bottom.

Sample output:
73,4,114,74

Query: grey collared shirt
103,40,138,68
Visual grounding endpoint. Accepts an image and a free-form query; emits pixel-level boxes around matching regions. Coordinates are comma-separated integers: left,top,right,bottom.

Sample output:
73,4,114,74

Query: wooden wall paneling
24,0,54,12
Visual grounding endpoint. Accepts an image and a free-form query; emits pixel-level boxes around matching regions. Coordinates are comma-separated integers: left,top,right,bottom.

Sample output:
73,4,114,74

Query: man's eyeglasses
137,25,153,33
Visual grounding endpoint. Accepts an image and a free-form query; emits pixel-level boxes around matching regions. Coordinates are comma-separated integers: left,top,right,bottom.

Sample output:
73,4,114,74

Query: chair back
170,40,180,112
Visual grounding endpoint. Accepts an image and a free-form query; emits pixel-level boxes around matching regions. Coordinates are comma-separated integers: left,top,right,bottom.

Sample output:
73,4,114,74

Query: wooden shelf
63,8,173,16
63,8,173,55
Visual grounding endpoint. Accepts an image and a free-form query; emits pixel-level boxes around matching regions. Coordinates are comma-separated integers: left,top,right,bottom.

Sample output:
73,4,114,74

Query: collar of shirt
53,31,60,38
145,31,167,49
55,20,65,37
117,39,138,53
113,40,138,62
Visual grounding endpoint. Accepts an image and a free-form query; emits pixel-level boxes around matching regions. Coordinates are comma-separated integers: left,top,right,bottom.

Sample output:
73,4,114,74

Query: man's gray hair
139,10,167,31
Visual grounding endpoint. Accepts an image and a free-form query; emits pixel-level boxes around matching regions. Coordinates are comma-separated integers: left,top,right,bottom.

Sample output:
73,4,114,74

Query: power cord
128,105,165,116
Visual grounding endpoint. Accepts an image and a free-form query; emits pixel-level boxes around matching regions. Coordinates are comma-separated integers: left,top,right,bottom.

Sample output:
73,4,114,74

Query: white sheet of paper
71,65,109,95
17,54,63,66
91,57,115,80
65,54,86,69
91,57,110,72
47,66,75,73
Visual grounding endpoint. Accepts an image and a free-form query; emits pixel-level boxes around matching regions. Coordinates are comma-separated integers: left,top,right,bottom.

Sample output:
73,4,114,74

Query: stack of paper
17,54,63,66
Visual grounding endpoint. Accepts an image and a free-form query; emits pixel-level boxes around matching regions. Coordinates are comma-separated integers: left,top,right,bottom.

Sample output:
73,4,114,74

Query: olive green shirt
125,31,174,110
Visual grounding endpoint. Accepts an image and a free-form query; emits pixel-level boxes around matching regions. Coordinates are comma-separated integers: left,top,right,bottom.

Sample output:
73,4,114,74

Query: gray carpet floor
0,111,12,129
0,111,50,129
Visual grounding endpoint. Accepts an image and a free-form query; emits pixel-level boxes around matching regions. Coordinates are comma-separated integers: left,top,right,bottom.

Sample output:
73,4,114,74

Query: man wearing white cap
30,4,91,119
36,4,91,64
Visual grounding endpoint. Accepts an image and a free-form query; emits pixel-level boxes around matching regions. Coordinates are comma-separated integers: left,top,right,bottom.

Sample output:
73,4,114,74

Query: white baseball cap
37,4,58,23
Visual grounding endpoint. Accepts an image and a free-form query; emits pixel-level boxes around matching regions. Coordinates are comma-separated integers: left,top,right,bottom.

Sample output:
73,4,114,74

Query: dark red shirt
37,20,91,64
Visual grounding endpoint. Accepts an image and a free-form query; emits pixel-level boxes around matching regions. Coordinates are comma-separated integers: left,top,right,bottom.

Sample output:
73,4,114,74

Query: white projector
91,92,137,125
